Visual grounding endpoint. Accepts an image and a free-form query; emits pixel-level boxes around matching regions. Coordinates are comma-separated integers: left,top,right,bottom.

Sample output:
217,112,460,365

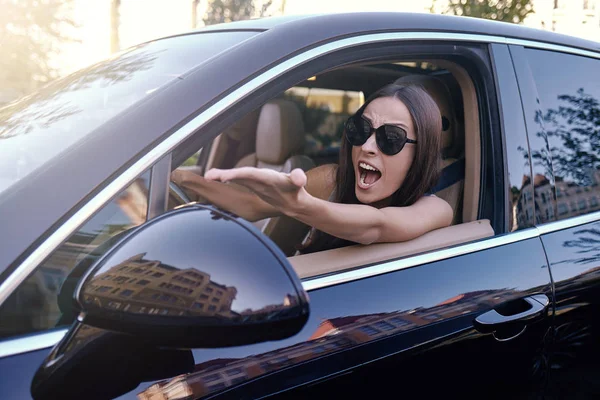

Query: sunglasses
345,115,417,156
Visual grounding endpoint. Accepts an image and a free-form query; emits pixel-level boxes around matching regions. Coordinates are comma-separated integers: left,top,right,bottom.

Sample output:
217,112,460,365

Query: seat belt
431,158,465,194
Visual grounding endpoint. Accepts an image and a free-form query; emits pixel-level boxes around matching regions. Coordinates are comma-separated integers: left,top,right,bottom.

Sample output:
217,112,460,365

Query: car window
170,54,499,276
0,31,258,197
283,87,365,166
0,171,150,340
524,49,600,222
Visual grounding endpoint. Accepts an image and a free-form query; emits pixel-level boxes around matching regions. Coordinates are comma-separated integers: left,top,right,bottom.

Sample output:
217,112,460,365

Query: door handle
473,294,549,334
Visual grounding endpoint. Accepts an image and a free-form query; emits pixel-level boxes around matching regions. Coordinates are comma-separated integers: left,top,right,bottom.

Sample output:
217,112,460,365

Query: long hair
301,83,443,253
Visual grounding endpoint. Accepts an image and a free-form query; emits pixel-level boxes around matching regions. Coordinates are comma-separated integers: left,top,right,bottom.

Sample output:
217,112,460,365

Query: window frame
510,44,600,230
169,39,503,279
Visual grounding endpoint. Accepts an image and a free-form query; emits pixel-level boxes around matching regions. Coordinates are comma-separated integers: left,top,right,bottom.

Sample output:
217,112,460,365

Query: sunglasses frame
345,115,417,156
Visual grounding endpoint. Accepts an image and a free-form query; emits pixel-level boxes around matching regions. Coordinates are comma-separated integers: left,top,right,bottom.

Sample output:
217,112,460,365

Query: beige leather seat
235,99,315,256
395,74,465,224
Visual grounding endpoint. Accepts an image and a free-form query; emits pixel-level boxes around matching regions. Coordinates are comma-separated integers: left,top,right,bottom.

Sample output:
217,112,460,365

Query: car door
510,43,600,398
208,41,555,400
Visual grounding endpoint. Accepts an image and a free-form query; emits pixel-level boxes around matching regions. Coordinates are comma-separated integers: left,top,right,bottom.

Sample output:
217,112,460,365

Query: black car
1,12,600,400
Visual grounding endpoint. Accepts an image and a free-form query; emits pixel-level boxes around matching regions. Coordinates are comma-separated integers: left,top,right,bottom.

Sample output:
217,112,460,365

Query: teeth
359,162,379,172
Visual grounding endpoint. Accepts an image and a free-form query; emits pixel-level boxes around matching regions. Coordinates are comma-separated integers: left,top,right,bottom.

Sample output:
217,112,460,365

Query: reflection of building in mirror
138,288,516,400
83,253,238,318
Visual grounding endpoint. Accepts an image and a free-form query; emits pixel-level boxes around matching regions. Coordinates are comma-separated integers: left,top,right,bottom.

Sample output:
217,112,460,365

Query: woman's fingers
205,167,261,182
171,169,202,186
288,168,307,188
204,168,228,181
205,167,283,185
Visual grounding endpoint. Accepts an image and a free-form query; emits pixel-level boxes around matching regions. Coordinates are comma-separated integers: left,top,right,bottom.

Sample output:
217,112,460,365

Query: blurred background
1,0,598,105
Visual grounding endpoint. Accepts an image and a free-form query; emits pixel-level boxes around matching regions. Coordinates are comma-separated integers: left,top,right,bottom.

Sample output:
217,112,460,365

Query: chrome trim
147,154,172,220
302,228,540,291
505,38,600,59
536,210,600,235
2,30,598,307
0,329,68,358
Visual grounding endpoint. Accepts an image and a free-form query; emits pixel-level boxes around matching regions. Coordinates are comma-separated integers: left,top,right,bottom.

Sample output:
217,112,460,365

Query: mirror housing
74,204,309,348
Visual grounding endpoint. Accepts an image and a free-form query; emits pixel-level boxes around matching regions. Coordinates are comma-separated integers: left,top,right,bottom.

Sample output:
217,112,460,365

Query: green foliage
0,0,76,98
445,0,534,23
203,0,273,26
182,152,201,167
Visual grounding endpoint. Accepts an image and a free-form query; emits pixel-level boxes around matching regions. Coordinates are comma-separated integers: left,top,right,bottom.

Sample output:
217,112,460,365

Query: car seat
235,99,316,255
395,74,465,224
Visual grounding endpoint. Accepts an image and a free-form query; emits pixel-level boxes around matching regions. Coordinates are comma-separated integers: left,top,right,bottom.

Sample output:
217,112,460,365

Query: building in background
524,0,600,40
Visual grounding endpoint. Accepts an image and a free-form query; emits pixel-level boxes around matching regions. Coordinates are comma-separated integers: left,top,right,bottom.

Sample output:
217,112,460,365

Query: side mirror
72,204,309,348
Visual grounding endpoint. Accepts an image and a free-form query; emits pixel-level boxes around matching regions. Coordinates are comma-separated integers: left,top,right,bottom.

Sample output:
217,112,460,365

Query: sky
56,0,434,75
53,0,600,77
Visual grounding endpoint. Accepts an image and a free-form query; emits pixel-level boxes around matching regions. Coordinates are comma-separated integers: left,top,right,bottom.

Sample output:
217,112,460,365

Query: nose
361,132,378,154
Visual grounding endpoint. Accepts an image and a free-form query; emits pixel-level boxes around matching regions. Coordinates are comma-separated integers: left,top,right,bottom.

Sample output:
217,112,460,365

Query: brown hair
301,83,443,253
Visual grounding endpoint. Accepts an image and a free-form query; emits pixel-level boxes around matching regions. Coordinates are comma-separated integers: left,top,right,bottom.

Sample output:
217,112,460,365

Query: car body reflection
139,288,517,400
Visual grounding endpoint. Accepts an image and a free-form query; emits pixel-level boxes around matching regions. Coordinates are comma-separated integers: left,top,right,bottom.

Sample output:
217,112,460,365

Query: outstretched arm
171,164,336,222
205,167,453,245
171,169,280,221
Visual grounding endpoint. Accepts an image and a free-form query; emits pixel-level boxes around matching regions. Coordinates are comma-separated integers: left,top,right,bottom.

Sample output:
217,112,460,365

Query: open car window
170,56,500,278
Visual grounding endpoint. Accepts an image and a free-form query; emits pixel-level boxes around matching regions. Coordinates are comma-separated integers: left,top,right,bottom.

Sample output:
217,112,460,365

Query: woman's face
351,96,416,206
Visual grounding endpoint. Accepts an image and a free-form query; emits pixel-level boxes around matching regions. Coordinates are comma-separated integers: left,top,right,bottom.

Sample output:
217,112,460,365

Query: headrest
224,108,260,141
255,99,305,165
395,75,456,152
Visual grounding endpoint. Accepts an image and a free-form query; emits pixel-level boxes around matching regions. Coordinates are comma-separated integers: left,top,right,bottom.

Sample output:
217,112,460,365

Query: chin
355,187,379,205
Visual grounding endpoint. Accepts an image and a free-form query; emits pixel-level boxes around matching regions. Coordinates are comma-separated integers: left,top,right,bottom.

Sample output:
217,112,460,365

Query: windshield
0,31,257,195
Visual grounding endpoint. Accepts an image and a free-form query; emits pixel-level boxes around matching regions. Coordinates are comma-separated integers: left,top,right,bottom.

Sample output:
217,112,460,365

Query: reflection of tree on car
515,89,600,224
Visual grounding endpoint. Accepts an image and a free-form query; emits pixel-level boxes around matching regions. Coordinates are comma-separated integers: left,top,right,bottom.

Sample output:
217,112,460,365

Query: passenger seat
395,75,465,224
235,99,315,256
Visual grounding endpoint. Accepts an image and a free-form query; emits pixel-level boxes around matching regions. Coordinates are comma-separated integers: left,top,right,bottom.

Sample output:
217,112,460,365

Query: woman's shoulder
306,164,337,200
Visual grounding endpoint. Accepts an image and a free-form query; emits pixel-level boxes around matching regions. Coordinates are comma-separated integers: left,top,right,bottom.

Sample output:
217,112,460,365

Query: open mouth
358,162,382,188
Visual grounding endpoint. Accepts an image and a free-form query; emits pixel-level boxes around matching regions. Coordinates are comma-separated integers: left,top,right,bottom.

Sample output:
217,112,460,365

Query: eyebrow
362,114,410,131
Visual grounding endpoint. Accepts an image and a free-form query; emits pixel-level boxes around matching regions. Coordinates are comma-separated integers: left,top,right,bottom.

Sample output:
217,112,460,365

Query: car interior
171,59,496,278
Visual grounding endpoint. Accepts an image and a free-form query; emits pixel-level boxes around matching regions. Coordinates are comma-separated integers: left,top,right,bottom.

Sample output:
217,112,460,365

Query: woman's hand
204,167,311,216
170,169,210,203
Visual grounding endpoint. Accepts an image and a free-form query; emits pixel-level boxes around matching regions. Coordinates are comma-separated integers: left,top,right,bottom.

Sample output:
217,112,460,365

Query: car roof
196,12,600,54
1,11,599,283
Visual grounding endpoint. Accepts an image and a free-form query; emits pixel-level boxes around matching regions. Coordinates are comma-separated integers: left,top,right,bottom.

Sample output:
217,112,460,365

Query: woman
171,83,453,252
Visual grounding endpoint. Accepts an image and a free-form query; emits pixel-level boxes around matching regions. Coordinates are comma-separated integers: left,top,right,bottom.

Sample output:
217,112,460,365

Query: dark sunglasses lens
377,125,408,155
345,117,369,146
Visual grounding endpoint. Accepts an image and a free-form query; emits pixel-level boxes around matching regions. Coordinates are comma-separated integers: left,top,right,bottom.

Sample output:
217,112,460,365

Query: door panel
190,237,551,399
541,222,600,398
511,44,600,398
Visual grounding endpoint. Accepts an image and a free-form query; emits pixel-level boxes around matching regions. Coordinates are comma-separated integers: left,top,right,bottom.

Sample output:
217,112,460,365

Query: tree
203,0,273,26
110,0,121,53
0,0,76,98
443,0,534,24
192,0,201,29
540,89,600,185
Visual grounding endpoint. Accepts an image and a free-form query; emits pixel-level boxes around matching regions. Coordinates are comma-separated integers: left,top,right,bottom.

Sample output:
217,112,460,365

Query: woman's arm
205,167,453,245
171,169,279,221
289,194,453,245
171,164,335,222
